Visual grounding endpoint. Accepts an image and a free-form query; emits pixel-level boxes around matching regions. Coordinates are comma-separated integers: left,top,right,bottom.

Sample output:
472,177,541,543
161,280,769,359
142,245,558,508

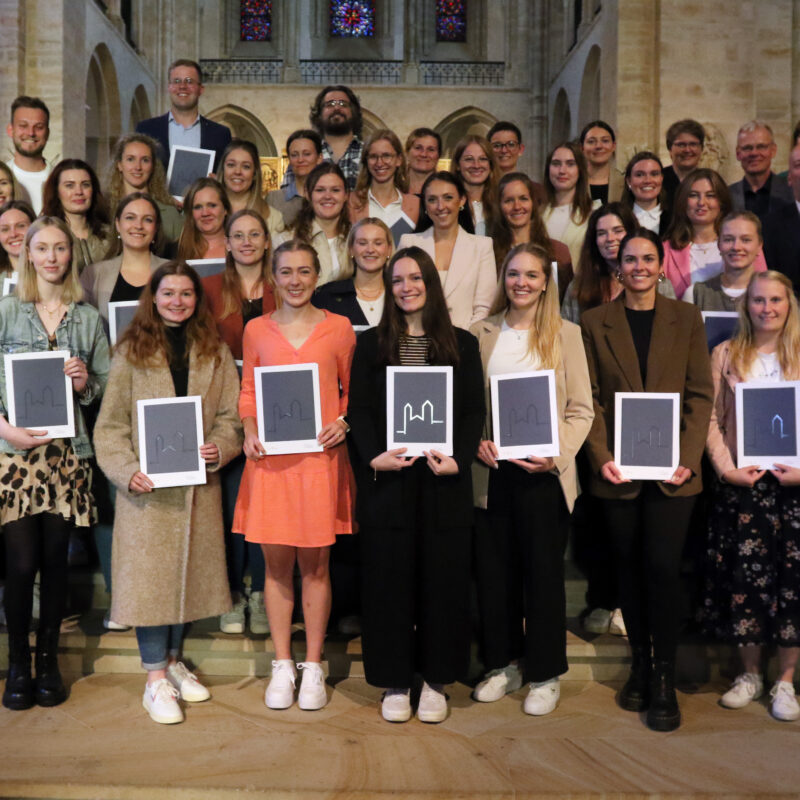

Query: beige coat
705,340,743,478
94,342,243,626
470,314,594,512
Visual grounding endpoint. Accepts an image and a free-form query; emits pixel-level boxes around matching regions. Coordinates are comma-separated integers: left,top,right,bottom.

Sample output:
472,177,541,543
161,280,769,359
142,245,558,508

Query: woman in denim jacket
0,216,109,711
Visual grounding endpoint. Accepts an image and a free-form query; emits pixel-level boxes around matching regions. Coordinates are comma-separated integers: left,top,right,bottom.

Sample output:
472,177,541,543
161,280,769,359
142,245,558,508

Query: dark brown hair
291,162,350,243
543,142,593,225
664,168,732,250
42,159,110,236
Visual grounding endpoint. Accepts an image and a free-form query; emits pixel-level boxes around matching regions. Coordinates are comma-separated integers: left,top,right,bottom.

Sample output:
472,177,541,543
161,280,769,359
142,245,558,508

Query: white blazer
399,226,497,330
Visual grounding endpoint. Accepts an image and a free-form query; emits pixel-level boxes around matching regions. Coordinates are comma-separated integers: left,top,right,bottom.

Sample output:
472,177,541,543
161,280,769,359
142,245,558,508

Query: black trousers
474,465,569,683
603,483,697,661
359,466,471,688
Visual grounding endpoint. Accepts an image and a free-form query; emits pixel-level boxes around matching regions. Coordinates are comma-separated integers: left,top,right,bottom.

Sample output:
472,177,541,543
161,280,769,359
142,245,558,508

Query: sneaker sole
298,693,327,711
417,710,447,723
220,623,245,634
178,689,211,703
382,708,412,722
265,694,294,710
249,623,270,635
143,699,183,724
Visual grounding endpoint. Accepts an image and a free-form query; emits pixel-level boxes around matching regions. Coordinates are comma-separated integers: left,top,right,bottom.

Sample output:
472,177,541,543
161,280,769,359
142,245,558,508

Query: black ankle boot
35,627,67,707
619,645,651,711
647,659,680,731
2,635,34,710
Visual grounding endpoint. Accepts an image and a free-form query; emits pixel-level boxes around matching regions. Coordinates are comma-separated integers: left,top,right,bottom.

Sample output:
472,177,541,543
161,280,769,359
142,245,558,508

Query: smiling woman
176,177,231,260
0,200,35,276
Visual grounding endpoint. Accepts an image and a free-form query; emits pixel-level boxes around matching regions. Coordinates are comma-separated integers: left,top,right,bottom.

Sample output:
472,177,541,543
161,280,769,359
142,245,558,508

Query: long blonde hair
729,271,800,380
107,133,175,213
489,242,561,369
341,217,394,280
18,217,83,304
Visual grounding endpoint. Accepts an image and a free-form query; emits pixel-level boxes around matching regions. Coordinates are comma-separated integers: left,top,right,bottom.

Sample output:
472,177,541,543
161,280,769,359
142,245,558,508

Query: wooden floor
1,670,799,799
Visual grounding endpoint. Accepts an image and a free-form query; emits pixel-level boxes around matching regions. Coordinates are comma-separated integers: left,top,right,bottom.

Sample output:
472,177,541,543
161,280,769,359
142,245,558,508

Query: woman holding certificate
704,271,800,722
93,261,242,725
471,243,593,715
0,216,109,711
580,228,713,731
233,239,355,712
347,246,485,724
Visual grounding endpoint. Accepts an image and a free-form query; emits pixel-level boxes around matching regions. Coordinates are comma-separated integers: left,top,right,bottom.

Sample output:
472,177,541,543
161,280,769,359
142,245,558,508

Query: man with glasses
662,119,706,201
135,59,231,172
487,121,545,206
729,120,793,224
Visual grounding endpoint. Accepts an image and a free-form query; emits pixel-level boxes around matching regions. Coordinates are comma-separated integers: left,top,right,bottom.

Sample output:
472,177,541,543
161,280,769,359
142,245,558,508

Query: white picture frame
255,363,323,455
137,396,206,488
2,271,18,297
186,258,227,279
490,369,560,460
4,351,75,438
166,145,215,202
387,366,453,457
108,300,140,345
614,391,680,480
735,380,800,469
701,311,739,352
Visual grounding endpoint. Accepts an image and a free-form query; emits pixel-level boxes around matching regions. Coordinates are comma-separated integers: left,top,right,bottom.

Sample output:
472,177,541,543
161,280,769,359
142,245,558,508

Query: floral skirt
703,475,800,647
0,441,95,528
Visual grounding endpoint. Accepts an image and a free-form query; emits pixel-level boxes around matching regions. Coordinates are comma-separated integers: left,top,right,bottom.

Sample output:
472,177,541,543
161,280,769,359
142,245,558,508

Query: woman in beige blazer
581,228,713,732
399,171,495,329
470,242,593,716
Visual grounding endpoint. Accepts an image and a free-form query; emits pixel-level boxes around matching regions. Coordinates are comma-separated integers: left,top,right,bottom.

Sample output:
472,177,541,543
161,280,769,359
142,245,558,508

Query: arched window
240,0,272,41
436,0,467,42
329,0,376,37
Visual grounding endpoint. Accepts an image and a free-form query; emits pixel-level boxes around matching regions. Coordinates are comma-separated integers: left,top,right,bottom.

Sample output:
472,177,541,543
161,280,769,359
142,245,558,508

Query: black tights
4,513,71,640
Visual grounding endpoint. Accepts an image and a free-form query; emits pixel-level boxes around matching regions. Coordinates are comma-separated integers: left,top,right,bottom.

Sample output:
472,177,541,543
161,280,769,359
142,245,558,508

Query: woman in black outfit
347,246,484,724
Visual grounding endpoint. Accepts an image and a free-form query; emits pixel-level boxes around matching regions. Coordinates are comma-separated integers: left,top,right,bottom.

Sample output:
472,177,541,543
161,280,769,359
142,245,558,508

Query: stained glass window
436,0,467,42
330,0,375,38
240,0,272,41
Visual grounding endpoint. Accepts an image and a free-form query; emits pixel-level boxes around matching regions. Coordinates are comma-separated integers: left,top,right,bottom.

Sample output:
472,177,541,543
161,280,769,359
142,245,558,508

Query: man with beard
5,96,51,214
136,59,231,173
281,85,364,193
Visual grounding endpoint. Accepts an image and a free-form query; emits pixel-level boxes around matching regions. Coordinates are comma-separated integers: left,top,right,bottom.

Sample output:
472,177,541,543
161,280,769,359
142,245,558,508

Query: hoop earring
615,270,624,283
658,271,666,283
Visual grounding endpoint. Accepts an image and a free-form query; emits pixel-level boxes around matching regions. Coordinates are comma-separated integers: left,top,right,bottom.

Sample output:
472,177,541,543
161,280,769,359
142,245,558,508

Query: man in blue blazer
763,144,800,295
135,59,231,173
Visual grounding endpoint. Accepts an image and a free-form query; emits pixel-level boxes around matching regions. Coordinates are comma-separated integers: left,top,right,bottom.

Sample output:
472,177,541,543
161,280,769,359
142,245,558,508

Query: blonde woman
471,243,593,715
704,271,800,722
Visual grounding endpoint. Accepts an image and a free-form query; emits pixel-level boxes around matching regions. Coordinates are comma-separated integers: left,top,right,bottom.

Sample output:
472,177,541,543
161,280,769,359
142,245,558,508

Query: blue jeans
135,624,186,670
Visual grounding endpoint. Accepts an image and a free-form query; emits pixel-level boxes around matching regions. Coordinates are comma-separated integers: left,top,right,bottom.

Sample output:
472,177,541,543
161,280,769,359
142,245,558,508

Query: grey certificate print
137,396,206,487
4,351,75,437
387,366,453,457
735,381,800,469
108,300,139,345
166,146,215,201
186,259,226,279
255,364,323,455
614,392,679,480
701,311,738,352
490,370,560,460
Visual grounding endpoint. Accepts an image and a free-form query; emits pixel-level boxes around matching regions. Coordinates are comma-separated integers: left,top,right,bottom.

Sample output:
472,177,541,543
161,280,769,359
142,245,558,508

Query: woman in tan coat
94,260,242,726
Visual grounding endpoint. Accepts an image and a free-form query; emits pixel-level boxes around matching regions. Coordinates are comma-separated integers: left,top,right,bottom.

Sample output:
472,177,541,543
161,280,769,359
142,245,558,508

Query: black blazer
312,279,370,326
135,113,232,172
763,202,800,295
347,327,485,528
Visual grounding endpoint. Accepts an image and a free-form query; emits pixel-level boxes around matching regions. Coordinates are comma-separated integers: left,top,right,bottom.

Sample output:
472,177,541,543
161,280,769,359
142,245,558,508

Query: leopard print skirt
0,440,95,527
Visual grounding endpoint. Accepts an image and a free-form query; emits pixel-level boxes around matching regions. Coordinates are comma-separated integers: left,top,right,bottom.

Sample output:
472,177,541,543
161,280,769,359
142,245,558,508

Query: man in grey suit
729,121,793,225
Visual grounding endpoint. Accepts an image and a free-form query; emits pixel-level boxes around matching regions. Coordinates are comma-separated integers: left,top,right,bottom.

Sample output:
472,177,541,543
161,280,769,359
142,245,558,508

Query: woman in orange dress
233,239,355,712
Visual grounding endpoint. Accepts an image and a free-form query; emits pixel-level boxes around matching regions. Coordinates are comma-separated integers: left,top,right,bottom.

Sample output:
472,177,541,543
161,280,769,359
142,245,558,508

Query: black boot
34,627,67,707
618,645,651,711
647,659,680,731
2,634,34,710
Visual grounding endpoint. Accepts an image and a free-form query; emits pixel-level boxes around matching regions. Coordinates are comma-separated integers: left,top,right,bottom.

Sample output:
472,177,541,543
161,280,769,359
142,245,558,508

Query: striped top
399,334,429,366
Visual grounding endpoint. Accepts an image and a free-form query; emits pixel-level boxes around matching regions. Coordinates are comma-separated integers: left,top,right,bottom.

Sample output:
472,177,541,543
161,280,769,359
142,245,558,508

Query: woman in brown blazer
581,228,713,732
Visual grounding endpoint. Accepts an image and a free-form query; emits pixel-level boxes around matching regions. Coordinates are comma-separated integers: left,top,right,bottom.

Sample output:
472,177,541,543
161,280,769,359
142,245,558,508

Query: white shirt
748,351,782,382
545,204,571,242
6,159,50,215
689,241,723,284
368,188,404,229
633,203,662,233
355,293,384,327
486,321,542,377
327,238,342,280
472,200,486,237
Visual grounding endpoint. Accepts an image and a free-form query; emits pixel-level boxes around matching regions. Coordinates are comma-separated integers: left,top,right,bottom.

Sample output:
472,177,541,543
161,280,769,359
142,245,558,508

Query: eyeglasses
323,99,351,109
229,231,265,243
491,141,519,151
169,77,200,87
739,144,773,154
367,153,397,163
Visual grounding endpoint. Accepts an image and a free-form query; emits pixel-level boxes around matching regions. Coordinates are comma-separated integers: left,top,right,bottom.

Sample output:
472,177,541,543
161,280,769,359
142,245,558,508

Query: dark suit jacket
729,172,793,222
312,279,370,326
580,293,713,499
763,201,800,294
347,327,485,528
135,113,232,172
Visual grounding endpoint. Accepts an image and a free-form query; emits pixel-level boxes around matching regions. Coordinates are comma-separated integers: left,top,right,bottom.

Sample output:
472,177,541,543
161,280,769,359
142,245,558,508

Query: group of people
1,59,800,733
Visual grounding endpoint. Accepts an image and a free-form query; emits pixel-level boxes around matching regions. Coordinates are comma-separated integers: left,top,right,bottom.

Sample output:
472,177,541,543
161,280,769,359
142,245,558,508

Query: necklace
37,300,64,315
355,285,383,311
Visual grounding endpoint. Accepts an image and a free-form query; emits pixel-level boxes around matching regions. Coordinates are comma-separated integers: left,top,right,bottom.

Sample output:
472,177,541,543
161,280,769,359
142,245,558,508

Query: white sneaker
248,592,270,635
583,608,612,634
608,608,627,637
143,678,183,724
417,681,448,723
770,680,800,721
265,659,296,709
220,596,247,634
473,663,523,702
166,661,210,702
381,689,411,722
523,677,560,716
103,610,131,631
720,673,764,709
297,662,327,710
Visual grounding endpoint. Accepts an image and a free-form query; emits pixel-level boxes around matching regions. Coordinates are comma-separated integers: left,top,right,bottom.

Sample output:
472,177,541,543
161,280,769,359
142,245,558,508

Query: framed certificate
2,272,18,297
137,396,206,488
166,145,215,202
735,380,800,469
108,300,139,345
186,258,227,278
701,311,739,352
614,392,680,480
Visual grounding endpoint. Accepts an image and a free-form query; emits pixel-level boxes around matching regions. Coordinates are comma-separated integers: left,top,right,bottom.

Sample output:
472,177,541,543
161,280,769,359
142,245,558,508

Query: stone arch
205,105,277,157
434,106,498,159
129,85,151,130
85,43,122,171
360,109,389,143
550,88,572,146
578,45,601,132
